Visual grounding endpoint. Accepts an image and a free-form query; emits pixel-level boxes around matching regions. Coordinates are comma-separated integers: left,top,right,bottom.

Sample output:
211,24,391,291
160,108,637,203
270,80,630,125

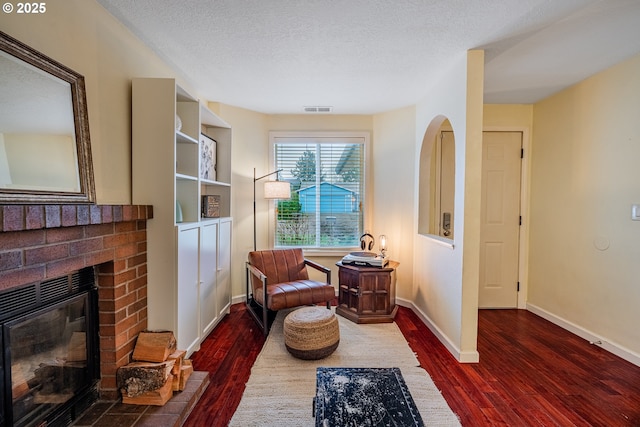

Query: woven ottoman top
285,306,335,327
284,307,340,360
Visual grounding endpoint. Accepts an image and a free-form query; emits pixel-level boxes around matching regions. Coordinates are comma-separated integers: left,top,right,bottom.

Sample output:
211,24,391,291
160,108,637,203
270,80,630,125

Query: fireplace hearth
0,204,153,425
1,267,99,427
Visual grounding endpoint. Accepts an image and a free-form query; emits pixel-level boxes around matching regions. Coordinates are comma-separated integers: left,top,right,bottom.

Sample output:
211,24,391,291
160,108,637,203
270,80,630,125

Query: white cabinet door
217,218,232,318
177,224,200,354
200,220,219,338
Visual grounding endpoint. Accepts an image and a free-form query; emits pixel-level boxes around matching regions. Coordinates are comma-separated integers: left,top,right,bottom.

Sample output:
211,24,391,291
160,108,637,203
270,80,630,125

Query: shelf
176,173,198,181
176,131,198,144
201,179,231,187
176,220,199,227
200,103,231,129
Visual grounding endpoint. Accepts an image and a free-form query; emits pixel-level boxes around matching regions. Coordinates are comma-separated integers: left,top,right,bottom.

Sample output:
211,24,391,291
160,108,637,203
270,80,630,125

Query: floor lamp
253,168,291,251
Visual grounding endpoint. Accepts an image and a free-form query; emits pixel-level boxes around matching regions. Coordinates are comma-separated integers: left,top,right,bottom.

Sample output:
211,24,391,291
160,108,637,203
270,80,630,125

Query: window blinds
273,138,364,248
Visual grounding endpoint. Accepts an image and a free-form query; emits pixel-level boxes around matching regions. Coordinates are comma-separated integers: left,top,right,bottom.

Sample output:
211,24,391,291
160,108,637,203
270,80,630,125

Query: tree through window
270,132,367,249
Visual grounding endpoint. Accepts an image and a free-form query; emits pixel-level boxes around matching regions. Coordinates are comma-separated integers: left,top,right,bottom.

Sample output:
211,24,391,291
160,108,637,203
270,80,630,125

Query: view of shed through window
273,136,365,249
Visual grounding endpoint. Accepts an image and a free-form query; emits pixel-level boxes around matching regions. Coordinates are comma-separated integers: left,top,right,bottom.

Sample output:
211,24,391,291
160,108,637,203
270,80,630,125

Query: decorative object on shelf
200,134,217,181
175,114,182,132
202,195,220,218
175,200,183,223
253,168,291,251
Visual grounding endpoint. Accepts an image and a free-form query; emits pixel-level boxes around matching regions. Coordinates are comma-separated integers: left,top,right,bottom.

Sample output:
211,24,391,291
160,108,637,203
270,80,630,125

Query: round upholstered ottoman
283,307,340,360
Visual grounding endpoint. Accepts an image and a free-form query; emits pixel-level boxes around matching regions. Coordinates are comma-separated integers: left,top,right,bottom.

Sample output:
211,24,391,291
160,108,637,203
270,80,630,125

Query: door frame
482,127,531,309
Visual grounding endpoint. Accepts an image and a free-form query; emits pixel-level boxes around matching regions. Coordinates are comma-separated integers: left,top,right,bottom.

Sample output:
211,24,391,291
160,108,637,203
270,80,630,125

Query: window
270,132,368,249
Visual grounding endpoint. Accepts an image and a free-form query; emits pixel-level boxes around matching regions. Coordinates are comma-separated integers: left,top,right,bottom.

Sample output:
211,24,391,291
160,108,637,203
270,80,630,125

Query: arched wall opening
418,116,455,241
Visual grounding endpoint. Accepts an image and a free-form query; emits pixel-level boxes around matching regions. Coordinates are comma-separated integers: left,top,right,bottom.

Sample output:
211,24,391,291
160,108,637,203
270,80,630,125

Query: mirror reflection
0,50,81,193
0,31,95,204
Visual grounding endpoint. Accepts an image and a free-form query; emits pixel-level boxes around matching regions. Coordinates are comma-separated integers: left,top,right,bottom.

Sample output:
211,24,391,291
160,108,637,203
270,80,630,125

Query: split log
122,374,173,406
132,331,176,363
117,360,175,398
178,360,193,391
167,349,186,376
168,350,186,391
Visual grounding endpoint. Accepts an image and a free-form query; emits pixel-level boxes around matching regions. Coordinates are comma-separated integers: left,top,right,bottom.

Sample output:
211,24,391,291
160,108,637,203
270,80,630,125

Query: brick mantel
0,204,153,399
0,204,152,233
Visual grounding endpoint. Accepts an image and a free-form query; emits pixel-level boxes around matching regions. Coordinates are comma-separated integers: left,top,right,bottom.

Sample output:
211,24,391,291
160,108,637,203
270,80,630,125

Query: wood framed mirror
0,31,95,204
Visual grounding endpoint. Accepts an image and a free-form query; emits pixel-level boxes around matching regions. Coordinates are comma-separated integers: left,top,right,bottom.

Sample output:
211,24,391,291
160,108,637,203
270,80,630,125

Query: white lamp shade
264,181,291,199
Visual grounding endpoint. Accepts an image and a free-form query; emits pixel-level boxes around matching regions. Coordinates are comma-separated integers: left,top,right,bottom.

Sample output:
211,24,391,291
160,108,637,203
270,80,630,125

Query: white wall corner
397,298,479,363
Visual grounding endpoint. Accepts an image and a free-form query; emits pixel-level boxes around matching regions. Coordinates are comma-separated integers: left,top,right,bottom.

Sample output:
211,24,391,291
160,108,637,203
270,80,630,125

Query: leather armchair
246,248,335,335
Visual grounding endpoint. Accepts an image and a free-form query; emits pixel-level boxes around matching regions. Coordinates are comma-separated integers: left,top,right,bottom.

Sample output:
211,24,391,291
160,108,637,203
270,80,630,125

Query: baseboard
527,303,640,368
397,298,479,363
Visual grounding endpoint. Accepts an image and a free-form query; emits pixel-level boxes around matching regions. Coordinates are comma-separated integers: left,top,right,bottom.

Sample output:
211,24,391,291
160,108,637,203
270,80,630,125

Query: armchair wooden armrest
246,262,267,283
304,259,331,284
246,261,268,303
246,261,269,333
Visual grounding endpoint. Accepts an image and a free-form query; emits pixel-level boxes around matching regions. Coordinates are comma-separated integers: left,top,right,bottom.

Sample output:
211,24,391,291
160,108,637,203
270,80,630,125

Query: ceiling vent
303,106,333,113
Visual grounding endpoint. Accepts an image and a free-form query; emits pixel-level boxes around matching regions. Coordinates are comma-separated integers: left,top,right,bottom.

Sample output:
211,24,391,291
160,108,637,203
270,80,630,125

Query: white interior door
479,131,522,308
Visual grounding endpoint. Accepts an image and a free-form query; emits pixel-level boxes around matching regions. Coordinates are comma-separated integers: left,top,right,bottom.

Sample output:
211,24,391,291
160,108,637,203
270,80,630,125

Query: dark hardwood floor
185,304,640,426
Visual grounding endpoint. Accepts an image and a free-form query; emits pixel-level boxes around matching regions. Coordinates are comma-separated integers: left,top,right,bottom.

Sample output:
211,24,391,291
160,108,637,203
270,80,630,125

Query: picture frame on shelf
200,133,217,181
202,195,220,218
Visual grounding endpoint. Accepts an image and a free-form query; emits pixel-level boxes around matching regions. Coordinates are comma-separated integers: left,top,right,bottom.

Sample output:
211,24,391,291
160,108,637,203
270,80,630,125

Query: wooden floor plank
185,304,640,426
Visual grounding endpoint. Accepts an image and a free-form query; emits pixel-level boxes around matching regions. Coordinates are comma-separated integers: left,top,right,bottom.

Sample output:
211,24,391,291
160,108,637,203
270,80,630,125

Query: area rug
315,367,425,426
229,308,461,426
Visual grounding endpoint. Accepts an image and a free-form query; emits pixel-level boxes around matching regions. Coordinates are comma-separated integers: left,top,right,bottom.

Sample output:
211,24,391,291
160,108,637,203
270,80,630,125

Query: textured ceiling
96,0,640,114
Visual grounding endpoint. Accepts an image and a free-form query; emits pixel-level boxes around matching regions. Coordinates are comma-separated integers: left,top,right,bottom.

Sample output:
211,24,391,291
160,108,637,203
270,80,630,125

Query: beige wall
484,105,533,128
528,54,640,360
372,106,417,301
215,104,268,300
412,51,484,362
0,0,194,204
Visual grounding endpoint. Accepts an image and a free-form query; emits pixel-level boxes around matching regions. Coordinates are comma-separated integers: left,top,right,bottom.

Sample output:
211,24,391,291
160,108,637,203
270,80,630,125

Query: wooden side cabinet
335,261,399,324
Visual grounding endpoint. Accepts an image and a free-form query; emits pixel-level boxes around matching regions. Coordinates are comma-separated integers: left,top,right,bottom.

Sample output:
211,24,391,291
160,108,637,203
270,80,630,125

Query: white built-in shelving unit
132,78,232,355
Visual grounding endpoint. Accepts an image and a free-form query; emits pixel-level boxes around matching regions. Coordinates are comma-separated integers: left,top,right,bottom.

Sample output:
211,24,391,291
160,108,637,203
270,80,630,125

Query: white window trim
268,131,371,255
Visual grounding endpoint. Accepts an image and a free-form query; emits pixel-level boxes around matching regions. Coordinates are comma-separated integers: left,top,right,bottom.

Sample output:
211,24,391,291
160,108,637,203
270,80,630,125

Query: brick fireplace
0,204,153,401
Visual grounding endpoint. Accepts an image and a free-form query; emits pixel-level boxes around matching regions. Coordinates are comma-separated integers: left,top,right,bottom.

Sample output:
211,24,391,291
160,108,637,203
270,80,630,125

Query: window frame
268,131,371,255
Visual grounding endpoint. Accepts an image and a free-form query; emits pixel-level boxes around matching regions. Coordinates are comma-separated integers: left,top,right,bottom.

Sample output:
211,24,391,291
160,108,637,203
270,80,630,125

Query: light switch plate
632,204,640,221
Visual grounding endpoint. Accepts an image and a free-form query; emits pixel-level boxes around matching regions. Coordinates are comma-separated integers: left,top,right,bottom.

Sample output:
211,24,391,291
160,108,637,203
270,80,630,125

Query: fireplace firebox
1,267,99,427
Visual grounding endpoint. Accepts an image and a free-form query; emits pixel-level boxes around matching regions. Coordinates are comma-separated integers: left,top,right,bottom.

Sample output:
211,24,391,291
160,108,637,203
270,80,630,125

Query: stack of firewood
116,331,193,406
